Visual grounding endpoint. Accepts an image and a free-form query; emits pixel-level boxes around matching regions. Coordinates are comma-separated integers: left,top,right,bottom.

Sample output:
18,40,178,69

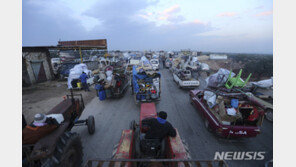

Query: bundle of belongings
22,113,64,144
95,65,126,100
206,68,235,88
203,91,262,126
67,63,92,89
250,77,273,89
133,66,160,101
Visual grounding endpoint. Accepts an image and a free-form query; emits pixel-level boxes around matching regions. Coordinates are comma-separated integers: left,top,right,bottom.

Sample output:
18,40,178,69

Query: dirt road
22,81,96,123
72,67,273,167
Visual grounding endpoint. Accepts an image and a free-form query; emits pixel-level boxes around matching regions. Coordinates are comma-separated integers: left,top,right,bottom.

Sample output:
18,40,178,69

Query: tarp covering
206,68,235,88
67,63,91,89
132,66,161,94
132,66,147,94
251,77,273,89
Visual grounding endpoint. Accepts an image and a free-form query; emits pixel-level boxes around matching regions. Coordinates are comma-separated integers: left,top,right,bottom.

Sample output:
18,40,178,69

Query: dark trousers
82,82,90,91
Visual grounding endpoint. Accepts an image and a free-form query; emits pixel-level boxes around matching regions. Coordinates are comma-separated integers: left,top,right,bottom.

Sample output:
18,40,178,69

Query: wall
22,50,53,84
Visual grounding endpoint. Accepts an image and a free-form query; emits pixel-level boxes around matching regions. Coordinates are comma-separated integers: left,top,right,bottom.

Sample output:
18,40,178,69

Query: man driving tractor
141,111,176,140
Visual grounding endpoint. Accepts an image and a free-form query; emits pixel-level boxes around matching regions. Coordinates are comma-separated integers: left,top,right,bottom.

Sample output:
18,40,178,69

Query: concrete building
209,54,228,60
22,47,54,86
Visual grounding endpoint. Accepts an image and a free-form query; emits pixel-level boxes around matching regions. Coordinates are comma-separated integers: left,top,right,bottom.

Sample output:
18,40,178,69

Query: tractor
84,103,228,167
22,90,95,167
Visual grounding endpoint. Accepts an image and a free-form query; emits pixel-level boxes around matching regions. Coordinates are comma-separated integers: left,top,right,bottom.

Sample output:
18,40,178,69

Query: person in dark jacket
79,72,90,91
141,111,176,140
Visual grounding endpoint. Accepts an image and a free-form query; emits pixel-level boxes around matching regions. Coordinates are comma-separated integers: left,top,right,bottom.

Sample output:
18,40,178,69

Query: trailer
95,65,130,98
131,66,161,104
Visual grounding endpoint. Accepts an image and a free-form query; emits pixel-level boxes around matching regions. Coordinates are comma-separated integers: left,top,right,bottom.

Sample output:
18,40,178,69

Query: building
209,54,228,60
22,47,55,86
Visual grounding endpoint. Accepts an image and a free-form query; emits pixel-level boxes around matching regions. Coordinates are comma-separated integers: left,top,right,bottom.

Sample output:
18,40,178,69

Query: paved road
73,67,273,167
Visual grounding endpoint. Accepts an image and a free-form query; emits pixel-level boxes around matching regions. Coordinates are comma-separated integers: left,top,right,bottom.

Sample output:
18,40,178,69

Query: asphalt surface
73,65,273,167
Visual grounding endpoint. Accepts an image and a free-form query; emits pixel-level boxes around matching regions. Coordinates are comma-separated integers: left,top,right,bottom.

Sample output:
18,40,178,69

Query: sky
22,0,273,54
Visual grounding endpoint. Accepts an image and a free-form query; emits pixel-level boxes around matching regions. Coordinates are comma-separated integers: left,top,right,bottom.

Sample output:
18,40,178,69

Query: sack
99,90,106,101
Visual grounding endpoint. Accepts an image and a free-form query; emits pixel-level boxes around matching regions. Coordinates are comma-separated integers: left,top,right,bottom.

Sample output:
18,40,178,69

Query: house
22,47,54,86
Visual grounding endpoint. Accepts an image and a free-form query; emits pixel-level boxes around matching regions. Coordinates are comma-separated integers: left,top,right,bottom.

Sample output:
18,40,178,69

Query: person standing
79,72,90,91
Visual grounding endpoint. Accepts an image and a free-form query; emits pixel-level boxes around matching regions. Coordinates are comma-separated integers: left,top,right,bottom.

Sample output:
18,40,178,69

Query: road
73,66,273,167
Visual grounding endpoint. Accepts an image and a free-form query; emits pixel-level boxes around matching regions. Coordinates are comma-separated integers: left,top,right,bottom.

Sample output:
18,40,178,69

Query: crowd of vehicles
28,50,273,166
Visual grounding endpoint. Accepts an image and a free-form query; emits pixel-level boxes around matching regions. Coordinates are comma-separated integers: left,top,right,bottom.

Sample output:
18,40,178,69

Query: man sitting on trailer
141,111,176,140
22,113,64,144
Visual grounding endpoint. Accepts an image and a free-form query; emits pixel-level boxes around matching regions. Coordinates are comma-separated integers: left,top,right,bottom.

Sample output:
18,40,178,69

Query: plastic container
77,82,82,88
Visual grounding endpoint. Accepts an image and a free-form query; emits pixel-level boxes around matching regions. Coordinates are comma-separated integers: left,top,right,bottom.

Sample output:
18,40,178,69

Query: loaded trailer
131,66,161,104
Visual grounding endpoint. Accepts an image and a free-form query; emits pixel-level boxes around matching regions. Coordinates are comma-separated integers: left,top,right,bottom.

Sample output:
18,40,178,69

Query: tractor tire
41,132,83,167
178,82,182,89
189,96,193,105
204,117,212,132
87,115,95,135
129,120,136,131
265,109,273,122
111,144,119,159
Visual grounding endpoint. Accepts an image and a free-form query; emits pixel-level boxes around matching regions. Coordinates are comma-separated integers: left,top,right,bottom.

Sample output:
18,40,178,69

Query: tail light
254,129,261,133
116,81,122,87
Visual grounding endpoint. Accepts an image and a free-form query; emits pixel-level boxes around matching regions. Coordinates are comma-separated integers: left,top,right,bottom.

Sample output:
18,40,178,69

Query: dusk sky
23,0,273,54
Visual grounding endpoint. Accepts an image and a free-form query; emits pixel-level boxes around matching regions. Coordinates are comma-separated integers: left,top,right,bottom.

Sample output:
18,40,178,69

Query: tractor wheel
189,95,193,105
129,120,136,131
265,109,273,122
178,82,182,89
111,144,119,159
41,132,83,167
204,118,212,132
87,116,95,135
134,128,141,159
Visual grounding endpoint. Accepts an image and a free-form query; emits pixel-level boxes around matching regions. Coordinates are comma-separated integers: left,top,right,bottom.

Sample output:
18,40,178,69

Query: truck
173,70,199,89
189,89,265,138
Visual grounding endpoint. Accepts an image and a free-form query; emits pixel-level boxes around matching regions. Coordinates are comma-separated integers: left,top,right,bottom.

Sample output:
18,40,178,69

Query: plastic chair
225,69,252,89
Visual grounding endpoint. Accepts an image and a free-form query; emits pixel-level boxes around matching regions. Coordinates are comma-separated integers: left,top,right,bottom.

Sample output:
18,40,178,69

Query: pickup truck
173,70,199,89
189,89,265,138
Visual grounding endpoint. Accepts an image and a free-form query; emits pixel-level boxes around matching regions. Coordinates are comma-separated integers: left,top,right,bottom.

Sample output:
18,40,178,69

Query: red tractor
22,90,95,167
85,103,228,167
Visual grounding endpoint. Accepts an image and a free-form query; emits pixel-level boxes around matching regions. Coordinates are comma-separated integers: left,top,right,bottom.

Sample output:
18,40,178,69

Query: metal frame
84,159,228,167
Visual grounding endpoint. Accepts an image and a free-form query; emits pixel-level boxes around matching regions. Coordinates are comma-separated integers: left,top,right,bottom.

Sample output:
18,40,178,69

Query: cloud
256,10,273,17
192,19,206,25
158,5,183,22
217,12,237,17
25,0,101,32
22,0,272,53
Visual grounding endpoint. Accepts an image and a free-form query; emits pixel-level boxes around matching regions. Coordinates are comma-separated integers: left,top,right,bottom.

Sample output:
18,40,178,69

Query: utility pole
79,47,83,63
